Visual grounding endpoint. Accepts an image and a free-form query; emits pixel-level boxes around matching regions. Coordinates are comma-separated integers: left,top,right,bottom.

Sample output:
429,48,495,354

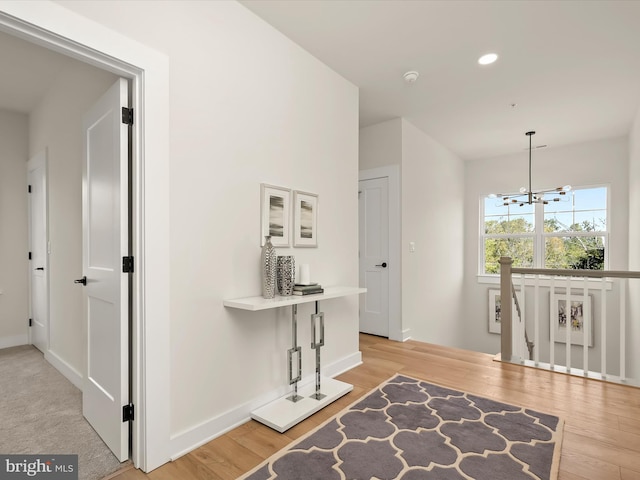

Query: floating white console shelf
223,286,366,311
224,286,365,432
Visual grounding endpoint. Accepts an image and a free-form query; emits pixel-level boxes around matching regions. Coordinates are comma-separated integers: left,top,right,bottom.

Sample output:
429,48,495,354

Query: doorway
3,34,129,461
0,15,135,469
27,150,49,354
359,176,390,337
358,166,405,341
0,3,171,471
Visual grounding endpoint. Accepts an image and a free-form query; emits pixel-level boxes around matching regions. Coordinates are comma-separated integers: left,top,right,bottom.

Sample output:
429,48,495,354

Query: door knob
74,276,87,286
375,262,388,268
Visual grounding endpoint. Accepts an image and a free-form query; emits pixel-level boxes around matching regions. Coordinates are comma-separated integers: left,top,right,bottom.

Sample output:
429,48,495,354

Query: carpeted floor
0,345,125,480
242,374,564,480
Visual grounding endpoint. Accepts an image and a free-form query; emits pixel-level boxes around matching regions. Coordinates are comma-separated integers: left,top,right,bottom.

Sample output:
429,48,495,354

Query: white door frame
0,3,171,471
359,166,407,342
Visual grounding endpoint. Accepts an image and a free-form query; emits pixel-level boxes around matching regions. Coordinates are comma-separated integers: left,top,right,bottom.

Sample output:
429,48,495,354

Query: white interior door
28,151,49,353
358,177,390,337
81,78,130,462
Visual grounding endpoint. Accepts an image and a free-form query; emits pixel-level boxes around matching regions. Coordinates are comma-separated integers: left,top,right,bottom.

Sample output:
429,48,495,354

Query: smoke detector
403,71,419,84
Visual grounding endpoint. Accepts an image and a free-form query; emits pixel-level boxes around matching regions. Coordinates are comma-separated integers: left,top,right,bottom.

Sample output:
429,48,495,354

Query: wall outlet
409,242,415,253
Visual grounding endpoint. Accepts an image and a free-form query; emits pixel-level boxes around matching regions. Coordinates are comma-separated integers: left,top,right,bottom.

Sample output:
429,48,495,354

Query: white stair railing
498,256,640,386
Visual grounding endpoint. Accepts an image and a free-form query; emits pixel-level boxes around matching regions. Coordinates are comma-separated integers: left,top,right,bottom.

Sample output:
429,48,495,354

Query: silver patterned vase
261,236,276,299
277,256,295,296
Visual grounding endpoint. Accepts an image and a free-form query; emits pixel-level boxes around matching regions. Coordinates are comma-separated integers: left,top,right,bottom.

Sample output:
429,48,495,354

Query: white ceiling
0,29,81,114
239,0,640,160
3,1,639,160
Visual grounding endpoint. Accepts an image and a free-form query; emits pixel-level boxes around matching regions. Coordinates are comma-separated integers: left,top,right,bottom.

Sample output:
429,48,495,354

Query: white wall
359,118,402,170
359,118,465,347
628,108,640,380
464,136,630,357
401,120,465,346
54,0,360,455
28,60,120,377
0,110,29,348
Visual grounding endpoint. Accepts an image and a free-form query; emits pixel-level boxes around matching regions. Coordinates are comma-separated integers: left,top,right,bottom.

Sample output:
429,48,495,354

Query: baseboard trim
389,328,412,342
401,329,412,342
45,350,83,390
169,350,362,461
325,351,362,377
0,334,28,349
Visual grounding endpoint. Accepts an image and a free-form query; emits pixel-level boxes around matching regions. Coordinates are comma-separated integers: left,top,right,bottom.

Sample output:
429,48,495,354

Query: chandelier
489,131,571,206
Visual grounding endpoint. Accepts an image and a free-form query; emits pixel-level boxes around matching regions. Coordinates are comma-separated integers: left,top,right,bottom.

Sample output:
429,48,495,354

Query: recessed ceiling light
478,53,498,65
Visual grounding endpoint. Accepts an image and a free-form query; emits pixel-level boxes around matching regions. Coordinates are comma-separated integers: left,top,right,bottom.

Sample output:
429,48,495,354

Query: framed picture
293,190,318,247
552,294,593,347
488,289,520,335
260,184,291,247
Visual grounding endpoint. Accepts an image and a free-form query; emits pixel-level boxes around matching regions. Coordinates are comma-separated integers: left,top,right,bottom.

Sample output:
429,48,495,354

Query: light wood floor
109,334,640,480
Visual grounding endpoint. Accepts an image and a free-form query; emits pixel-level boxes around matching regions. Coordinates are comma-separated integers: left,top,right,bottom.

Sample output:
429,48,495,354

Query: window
481,186,608,274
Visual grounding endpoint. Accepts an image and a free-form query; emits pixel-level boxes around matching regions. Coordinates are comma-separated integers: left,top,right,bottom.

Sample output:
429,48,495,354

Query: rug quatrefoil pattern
241,374,563,480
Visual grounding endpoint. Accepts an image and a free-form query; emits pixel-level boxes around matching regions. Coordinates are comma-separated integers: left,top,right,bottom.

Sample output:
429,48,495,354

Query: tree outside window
481,186,607,274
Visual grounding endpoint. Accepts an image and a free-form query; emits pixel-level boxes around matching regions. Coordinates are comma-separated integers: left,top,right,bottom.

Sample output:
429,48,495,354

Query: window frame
479,184,610,276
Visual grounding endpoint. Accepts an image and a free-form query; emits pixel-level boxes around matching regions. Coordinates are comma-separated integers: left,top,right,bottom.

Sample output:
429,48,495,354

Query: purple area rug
240,374,563,480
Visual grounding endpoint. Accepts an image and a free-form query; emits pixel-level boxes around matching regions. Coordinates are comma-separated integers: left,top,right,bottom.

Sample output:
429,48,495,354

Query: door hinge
121,107,134,126
122,256,134,273
122,404,134,422
28,185,32,193
29,318,32,327
28,252,32,260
